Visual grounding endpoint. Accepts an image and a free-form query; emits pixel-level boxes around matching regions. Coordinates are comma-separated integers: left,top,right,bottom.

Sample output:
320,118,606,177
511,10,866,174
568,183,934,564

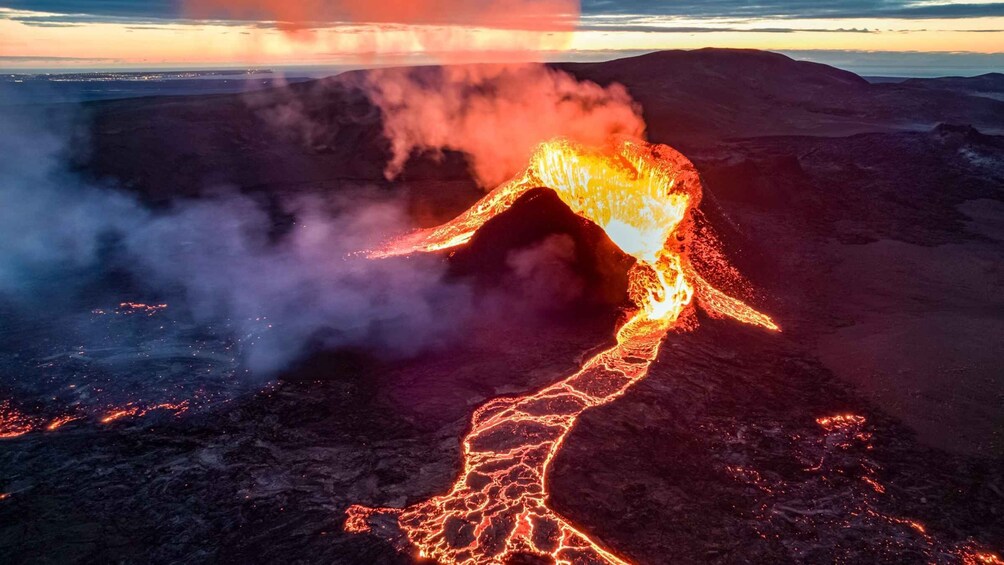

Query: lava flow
0,400,35,439
99,401,190,424
346,138,778,564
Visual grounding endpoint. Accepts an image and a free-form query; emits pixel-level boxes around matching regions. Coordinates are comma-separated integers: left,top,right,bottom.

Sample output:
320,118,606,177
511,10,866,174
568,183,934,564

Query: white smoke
0,103,471,375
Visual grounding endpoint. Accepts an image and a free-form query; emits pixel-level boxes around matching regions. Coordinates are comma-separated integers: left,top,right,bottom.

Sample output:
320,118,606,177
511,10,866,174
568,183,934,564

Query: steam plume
366,64,644,188
186,0,644,188
0,104,470,375
1,0,648,378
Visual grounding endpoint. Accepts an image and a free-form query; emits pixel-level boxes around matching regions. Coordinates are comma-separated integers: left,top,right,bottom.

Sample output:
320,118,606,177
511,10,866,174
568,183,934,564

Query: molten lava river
345,139,779,564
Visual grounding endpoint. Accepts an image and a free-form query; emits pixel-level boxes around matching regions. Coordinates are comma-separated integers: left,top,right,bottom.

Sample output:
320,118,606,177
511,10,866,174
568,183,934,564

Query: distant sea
0,68,343,104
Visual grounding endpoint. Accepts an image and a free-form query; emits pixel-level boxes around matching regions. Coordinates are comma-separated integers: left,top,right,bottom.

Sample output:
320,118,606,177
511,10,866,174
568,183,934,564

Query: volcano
346,138,777,563
1,49,1003,565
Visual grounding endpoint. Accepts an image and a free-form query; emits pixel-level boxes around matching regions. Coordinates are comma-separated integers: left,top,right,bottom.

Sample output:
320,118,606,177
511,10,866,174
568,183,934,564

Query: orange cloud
183,0,580,64
184,0,580,33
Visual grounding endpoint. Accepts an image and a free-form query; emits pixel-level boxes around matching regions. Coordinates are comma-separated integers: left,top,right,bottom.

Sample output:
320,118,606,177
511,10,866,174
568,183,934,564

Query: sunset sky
1,0,1002,74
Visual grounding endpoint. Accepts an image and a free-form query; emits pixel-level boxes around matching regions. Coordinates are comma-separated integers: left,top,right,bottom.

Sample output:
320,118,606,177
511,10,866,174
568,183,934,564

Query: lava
0,399,194,435
962,551,1004,565
100,406,142,424
810,414,1003,565
117,302,168,315
100,401,190,424
0,400,35,439
346,138,779,563
815,414,867,431
45,415,81,431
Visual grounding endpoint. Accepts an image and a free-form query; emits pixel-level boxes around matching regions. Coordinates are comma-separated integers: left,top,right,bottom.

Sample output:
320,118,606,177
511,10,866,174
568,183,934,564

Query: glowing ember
0,400,36,439
861,476,886,494
116,302,168,315
816,414,866,431
100,401,189,424
961,551,1004,565
805,413,1002,564
149,401,191,417
100,406,141,424
348,138,779,563
3,398,193,435
45,415,81,431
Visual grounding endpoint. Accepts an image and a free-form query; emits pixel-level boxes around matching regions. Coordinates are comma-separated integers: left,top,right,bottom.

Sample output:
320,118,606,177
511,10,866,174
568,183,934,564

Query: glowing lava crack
345,138,779,564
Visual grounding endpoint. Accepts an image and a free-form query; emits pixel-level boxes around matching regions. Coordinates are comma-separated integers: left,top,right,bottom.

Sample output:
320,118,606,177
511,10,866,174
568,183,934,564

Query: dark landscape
1,49,1003,564
0,70,315,103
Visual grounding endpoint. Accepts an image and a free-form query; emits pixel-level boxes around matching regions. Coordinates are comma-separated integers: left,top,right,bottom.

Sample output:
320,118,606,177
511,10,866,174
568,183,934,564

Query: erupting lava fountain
345,138,779,564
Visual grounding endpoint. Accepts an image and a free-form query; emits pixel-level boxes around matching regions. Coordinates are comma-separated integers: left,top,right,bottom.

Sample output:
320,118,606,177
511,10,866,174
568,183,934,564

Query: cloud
3,0,1003,27
580,0,1004,20
576,24,876,33
182,0,579,31
0,55,118,62
0,1,179,20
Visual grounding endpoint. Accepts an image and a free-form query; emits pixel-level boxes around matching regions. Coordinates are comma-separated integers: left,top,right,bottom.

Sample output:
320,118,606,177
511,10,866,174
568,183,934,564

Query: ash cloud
0,103,471,375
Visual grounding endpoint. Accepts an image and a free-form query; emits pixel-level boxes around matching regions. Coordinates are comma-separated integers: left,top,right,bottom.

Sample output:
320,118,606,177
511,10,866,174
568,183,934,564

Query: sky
0,0,1002,75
